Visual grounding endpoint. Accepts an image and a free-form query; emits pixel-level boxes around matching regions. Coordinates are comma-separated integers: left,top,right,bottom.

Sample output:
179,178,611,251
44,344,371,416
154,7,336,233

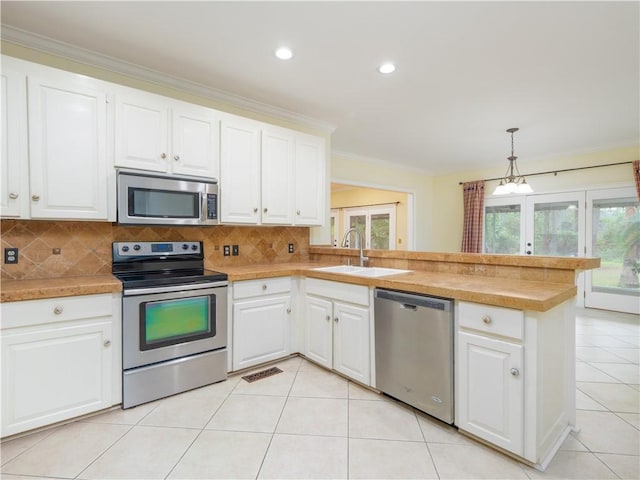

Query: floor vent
241,366,283,383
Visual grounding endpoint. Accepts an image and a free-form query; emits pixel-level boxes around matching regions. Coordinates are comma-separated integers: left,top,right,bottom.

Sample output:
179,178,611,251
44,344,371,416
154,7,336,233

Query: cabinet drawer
458,301,523,341
1,294,115,330
233,277,291,300
305,278,369,306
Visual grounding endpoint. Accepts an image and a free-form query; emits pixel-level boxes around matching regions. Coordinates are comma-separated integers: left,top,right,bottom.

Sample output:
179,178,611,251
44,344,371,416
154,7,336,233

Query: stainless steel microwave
117,169,219,226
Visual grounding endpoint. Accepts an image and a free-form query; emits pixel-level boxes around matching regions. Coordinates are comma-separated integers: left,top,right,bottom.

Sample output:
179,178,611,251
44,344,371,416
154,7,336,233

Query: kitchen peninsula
1,248,598,471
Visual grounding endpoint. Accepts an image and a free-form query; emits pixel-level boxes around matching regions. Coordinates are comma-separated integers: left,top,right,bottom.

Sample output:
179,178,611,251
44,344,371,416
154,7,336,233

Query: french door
585,187,639,314
525,192,585,257
344,205,396,250
484,192,584,257
484,191,586,306
485,188,639,313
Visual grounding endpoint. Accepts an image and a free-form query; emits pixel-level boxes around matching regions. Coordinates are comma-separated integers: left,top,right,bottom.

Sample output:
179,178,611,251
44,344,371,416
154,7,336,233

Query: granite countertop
1,263,577,312
219,263,577,311
1,274,122,303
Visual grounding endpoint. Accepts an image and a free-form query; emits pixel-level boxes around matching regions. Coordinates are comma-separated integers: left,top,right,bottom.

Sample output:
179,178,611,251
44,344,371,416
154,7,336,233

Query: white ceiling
1,1,638,175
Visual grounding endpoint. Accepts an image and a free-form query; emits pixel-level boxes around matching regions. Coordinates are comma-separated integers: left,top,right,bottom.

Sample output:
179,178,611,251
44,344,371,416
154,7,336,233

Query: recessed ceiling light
378,63,396,74
275,47,293,60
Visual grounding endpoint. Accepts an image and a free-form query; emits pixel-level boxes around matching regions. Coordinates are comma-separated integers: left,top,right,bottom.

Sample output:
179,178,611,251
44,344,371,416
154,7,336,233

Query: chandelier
493,127,533,195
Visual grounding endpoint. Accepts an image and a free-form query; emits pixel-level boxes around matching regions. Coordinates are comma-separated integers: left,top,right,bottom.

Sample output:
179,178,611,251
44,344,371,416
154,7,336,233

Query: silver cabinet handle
253,208,258,213
325,315,331,321
8,192,18,199
104,340,111,348
287,308,291,314
262,284,267,290
174,155,180,161
482,315,492,325
296,210,301,215
31,194,40,202
510,368,520,377
263,208,268,213
160,153,167,159
334,317,339,322
53,306,63,315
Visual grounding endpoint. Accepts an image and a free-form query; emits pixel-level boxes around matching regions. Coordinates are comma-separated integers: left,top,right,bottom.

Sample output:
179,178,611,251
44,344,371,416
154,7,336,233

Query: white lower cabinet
456,299,576,469
1,293,121,437
304,278,371,385
231,277,294,371
457,331,524,455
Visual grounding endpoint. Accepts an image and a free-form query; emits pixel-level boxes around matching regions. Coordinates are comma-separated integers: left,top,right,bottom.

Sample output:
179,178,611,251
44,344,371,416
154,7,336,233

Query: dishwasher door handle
400,303,418,311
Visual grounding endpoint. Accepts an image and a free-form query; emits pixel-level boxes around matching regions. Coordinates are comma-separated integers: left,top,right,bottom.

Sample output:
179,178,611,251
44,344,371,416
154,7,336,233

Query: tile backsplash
1,220,309,280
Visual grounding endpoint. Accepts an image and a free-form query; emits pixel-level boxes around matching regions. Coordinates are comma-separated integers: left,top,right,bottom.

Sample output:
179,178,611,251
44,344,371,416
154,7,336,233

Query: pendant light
493,127,533,195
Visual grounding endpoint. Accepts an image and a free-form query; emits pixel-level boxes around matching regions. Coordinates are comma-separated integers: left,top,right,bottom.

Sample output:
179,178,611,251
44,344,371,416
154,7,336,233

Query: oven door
122,283,227,370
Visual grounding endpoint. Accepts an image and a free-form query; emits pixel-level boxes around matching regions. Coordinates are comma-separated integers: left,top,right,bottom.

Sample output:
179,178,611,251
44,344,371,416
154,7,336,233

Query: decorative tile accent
0,220,309,280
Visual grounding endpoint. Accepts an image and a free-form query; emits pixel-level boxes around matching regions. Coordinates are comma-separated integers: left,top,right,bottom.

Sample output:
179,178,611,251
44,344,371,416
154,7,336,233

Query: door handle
401,304,417,311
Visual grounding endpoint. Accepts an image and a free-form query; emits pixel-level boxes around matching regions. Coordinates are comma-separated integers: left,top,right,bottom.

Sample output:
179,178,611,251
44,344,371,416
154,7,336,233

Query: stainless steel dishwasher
374,288,454,424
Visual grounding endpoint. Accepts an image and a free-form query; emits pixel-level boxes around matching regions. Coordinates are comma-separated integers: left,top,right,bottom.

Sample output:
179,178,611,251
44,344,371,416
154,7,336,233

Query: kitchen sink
312,265,411,277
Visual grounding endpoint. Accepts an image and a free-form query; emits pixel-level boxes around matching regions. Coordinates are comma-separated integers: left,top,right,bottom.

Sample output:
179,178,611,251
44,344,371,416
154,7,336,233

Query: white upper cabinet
220,115,262,223
221,114,327,226
28,74,110,220
114,91,168,172
261,126,295,224
172,103,220,178
1,58,28,218
294,133,326,226
1,56,114,221
114,89,220,179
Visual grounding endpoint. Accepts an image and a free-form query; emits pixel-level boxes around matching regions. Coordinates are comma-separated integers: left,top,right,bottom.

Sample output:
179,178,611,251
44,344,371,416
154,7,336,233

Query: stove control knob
182,244,189,250
121,245,130,252
133,244,141,251
191,244,198,251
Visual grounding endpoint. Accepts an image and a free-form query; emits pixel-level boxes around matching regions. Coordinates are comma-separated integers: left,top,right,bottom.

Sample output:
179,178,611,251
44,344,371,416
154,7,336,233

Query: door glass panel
370,213,390,249
591,197,640,295
484,204,521,254
348,215,367,246
533,201,580,256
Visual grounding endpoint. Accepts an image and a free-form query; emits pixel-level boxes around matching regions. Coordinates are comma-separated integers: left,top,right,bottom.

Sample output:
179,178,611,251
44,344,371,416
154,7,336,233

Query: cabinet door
333,301,370,385
457,331,524,455
114,90,169,172
1,321,113,437
233,295,290,370
220,117,261,223
28,75,109,219
261,127,294,224
304,295,333,369
0,60,28,218
172,103,220,179
294,133,326,225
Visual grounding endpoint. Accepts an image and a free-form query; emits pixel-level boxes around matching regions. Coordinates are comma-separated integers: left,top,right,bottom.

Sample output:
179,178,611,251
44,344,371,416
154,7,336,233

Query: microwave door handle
201,192,207,223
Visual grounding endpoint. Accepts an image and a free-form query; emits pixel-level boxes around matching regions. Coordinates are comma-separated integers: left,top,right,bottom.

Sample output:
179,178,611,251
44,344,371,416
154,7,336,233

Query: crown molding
1,25,336,133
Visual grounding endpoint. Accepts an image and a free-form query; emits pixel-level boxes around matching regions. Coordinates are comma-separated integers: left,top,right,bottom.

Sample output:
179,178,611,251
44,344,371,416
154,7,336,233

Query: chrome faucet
341,228,369,267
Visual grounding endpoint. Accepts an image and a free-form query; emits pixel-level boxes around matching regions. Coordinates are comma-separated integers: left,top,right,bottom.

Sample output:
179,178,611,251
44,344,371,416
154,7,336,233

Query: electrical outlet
4,247,18,264
288,243,294,253
232,245,239,256
223,245,230,256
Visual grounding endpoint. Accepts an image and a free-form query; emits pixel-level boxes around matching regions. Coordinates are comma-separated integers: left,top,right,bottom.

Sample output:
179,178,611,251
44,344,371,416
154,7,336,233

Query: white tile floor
1,307,638,479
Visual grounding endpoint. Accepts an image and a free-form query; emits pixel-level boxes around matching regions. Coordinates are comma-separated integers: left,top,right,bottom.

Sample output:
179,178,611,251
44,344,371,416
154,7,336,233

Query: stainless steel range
112,241,228,408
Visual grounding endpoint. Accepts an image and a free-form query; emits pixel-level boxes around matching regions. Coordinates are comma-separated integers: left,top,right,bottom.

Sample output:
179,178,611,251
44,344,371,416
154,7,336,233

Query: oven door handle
123,281,228,296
